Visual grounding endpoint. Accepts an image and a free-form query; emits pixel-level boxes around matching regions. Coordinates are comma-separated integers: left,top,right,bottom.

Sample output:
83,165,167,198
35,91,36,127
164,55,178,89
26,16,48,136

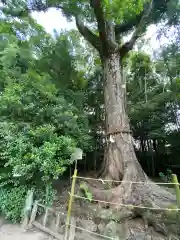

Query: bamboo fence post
64,163,77,240
28,200,39,228
21,189,34,229
172,174,180,208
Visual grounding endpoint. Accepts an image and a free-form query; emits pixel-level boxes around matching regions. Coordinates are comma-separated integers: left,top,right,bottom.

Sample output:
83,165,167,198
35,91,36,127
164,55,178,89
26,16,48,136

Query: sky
31,8,170,55
31,8,76,33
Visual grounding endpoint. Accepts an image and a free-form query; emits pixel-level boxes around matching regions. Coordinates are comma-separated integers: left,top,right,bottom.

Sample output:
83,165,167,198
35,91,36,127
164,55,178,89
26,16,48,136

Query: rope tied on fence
69,193,180,212
65,169,180,240
75,176,180,186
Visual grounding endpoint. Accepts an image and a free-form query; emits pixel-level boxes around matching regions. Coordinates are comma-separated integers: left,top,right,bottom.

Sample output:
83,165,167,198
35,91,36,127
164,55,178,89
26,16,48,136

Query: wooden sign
70,148,83,162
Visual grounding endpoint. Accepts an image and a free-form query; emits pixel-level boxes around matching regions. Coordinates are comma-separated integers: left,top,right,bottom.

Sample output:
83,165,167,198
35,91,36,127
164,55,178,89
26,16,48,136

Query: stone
97,209,111,221
169,236,179,240
97,208,133,223
97,223,106,234
104,221,118,238
104,221,129,240
77,219,97,232
75,232,100,240
133,231,147,240
153,237,165,240
131,230,165,240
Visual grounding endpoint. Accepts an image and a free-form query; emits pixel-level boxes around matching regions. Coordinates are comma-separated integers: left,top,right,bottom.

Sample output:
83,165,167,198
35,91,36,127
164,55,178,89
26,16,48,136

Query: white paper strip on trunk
109,135,115,143
71,148,83,161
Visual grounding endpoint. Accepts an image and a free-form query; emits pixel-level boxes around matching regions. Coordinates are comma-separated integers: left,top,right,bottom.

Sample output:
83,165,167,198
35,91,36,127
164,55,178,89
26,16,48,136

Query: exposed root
83,131,179,236
81,172,178,236
87,179,175,207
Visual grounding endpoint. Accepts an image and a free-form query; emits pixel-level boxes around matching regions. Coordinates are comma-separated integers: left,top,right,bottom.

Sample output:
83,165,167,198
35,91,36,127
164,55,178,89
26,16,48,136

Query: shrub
0,184,56,222
159,169,173,183
0,186,28,222
0,42,91,222
80,182,93,202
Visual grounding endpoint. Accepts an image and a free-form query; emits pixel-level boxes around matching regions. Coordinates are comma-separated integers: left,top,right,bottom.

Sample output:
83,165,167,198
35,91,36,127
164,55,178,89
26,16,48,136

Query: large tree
2,0,179,231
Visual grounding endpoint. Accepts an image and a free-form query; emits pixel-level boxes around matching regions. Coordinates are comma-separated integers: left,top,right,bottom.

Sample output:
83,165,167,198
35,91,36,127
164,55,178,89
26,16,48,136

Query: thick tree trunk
101,52,147,183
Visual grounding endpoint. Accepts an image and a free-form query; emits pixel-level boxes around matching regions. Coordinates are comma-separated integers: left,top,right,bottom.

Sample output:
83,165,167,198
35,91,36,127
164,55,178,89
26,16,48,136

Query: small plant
79,182,93,202
159,169,173,183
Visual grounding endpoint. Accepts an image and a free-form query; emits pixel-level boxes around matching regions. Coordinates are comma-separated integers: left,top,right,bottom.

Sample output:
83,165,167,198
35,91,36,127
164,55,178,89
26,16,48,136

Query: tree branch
115,0,171,35
75,16,101,53
115,14,143,35
90,0,106,43
119,0,153,59
90,0,118,53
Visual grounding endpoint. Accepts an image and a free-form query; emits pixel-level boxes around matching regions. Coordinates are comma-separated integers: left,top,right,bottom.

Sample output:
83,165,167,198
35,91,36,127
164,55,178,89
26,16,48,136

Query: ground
0,218,49,240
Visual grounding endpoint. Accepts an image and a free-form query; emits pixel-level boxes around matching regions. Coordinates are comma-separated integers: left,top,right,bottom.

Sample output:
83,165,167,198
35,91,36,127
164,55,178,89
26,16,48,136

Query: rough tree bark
101,50,146,181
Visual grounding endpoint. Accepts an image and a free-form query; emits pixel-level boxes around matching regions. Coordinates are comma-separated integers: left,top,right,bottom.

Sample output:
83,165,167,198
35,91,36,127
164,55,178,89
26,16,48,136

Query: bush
159,169,173,183
0,43,92,222
0,186,28,222
0,184,56,222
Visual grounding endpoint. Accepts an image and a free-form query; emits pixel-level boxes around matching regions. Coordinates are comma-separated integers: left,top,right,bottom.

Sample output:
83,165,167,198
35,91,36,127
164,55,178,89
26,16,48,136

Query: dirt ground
0,218,99,240
0,218,49,240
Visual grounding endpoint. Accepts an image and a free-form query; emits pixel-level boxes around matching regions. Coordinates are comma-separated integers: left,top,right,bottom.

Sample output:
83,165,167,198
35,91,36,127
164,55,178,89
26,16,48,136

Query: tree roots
81,175,179,236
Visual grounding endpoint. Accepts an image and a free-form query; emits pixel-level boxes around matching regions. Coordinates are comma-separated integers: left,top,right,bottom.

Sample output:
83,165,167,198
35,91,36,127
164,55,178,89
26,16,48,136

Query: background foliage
0,13,91,222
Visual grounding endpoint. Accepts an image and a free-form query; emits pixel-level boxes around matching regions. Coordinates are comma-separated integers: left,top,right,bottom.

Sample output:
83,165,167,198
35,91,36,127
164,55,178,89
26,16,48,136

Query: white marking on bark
109,135,115,143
